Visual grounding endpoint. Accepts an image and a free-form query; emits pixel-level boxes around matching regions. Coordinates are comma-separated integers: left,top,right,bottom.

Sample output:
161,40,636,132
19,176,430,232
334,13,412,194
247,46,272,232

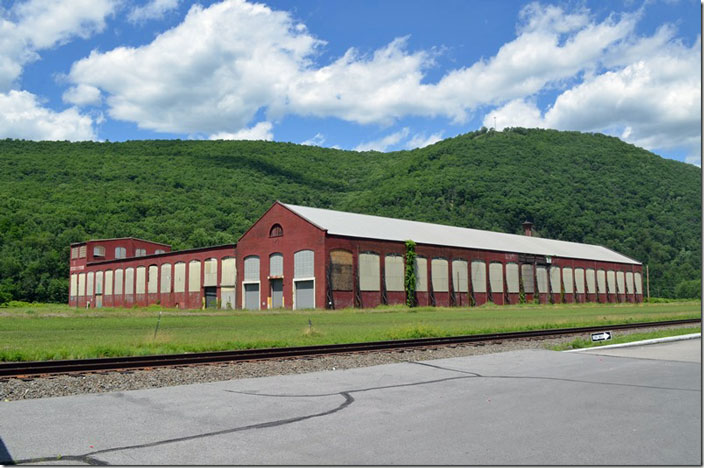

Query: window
70,274,78,297
616,271,625,294
79,245,86,258
626,272,634,294
562,267,574,294
521,264,534,293
574,268,585,294
330,250,353,291
244,256,260,281
269,253,283,277
452,259,469,293
124,268,134,295
269,224,283,237
160,264,172,293
71,247,79,259
95,271,103,294
78,273,86,296
586,268,596,294
607,270,616,294
597,270,607,294
536,266,548,293
105,270,113,296
359,253,380,291
188,261,201,292
471,260,486,293
415,257,427,292
221,257,236,286
115,247,126,259
204,258,217,286
86,272,94,297
114,269,123,295
489,262,504,294
155,249,166,255
294,250,314,279
386,255,405,292
549,267,561,293
135,248,146,257
93,246,105,257
136,267,146,294
506,263,519,293
148,265,158,294
431,258,449,292
174,262,186,293
634,272,643,295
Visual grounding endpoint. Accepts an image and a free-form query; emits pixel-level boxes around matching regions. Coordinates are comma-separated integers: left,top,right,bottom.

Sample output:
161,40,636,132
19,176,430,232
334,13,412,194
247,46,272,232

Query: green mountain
0,128,700,303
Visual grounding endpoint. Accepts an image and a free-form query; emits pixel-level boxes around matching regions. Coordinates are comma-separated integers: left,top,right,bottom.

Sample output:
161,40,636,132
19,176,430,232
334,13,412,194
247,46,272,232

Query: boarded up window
244,256,260,281
359,253,380,291
95,271,103,295
71,247,79,259
616,271,625,294
105,270,113,296
549,267,561,293
626,272,634,294
78,273,86,296
221,287,236,309
489,262,503,294
204,258,217,286
188,261,201,292
536,266,548,293
452,259,468,293
294,250,314,279
606,270,616,294
506,263,519,293
160,264,172,293
269,253,283,277
86,272,94,297
124,268,134,295
115,247,126,259
70,274,78,297
330,250,353,291
148,265,158,294
221,258,236,286
269,224,283,237
521,264,534,293
431,258,449,292
174,263,185,292
155,249,165,255
415,257,428,292
114,269,123,295
597,270,606,293
574,268,585,294
385,255,404,292
634,272,642,294
136,267,146,294
79,245,86,258
93,246,105,257
471,260,486,293
586,269,596,294
562,267,574,294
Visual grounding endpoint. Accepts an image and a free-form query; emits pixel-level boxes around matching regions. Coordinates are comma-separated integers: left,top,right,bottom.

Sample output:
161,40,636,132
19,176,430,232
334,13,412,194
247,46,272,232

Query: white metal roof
282,203,640,265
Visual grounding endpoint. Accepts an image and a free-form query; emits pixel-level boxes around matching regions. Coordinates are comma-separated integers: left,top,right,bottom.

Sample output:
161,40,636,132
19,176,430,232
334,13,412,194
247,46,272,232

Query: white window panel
562,267,574,294
471,260,486,293
95,271,103,295
597,270,607,294
204,258,218,287
452,259,468,293
385,255,404,292
586,269,596,294
616,271,625,294
431,258,449,292
148,265,158,294
574,268,585,294
536,267,548,293
174,263,186,293
70,274,78,298
549,267,561,293
136,267,146,294
269,253,283,277
521,264,534,293
244,256,260,281
114,269,123,295
626,272,634,294
221,257,236,286
505,263,519,293
160,264,172,293
86,272,94,297
105,270,113,296
188,261,201,292
294,250,314,279
124,268,134,295
359,253,380,291
634,272,643,295
415,257,427,292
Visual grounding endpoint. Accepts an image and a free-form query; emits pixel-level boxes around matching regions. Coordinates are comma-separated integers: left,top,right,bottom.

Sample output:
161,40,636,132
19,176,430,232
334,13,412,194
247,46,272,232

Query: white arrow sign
591,331,612,342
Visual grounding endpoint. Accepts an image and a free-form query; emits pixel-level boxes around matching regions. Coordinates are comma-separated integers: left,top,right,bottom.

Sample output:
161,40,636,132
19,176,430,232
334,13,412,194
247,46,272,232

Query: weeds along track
1,319,699,379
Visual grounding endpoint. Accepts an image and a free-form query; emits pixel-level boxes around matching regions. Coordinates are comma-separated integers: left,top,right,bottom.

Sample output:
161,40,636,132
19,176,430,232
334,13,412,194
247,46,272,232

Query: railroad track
1,318,699,379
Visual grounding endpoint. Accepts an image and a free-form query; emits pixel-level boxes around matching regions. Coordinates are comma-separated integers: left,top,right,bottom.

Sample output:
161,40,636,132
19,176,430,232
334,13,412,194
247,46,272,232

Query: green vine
404,240,417,307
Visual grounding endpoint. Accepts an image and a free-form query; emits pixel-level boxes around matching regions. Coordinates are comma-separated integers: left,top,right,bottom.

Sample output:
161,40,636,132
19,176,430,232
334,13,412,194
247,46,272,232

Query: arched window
269,224,283,238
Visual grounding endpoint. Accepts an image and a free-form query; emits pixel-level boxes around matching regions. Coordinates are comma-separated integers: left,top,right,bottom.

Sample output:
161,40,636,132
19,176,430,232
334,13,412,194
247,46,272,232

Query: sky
0,0,701,165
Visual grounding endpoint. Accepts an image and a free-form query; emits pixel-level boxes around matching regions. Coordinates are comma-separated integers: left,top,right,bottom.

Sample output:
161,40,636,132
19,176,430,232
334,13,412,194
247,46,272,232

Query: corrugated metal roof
282,203,640,265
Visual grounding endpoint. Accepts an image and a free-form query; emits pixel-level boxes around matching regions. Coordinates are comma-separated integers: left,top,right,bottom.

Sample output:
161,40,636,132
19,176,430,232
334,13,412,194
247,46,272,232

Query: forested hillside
0,128,700,303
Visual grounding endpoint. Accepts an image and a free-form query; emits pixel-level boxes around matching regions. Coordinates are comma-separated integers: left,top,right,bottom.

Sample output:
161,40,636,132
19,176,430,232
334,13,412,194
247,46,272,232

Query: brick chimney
522,221,533,237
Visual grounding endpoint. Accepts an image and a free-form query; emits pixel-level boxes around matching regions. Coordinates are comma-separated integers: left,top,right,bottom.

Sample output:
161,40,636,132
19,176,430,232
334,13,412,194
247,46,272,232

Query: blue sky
0,0,700,164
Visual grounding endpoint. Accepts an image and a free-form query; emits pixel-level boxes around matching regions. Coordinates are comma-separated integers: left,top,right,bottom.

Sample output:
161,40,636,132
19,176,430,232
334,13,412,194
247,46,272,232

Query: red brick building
69,202,644,309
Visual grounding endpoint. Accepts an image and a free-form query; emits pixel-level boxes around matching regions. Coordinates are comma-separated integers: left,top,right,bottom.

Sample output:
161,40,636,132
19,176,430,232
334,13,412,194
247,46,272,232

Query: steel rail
1,318,699,378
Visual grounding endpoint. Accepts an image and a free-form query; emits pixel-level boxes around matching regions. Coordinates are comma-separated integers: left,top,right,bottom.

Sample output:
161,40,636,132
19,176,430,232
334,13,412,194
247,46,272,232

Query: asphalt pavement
1,338,700,465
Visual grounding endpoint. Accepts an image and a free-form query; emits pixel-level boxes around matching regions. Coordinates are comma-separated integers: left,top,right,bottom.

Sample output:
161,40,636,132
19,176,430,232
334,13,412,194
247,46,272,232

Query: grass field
0,301,700,361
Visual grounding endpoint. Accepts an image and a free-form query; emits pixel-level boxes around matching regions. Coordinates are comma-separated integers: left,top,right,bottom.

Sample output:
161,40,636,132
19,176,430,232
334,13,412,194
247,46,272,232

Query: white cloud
301,132,325,146
128,0,180,24
0,0,116,90
354,128,409,152
209,121,273,140
0,90,95,140
62,84,102,106
405,131,443,149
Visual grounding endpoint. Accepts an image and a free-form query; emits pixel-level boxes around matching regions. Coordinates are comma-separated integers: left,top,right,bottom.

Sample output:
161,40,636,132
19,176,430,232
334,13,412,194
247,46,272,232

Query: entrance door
204,287,217,309
270,279,283,308
244,283,260,310
294,280,314,309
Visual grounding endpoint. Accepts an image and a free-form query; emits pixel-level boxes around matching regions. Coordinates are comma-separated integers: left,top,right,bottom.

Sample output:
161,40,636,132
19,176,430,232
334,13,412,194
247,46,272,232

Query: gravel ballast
0,325,696,401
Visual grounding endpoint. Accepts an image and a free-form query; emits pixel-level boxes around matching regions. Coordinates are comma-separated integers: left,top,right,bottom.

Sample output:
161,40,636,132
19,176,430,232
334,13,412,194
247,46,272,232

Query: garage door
244,283,259,310
295,280,314,309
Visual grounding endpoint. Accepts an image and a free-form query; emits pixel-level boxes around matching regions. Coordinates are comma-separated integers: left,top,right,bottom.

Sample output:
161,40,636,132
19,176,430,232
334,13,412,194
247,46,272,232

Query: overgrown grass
0,301,700,361
550,326,701,351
